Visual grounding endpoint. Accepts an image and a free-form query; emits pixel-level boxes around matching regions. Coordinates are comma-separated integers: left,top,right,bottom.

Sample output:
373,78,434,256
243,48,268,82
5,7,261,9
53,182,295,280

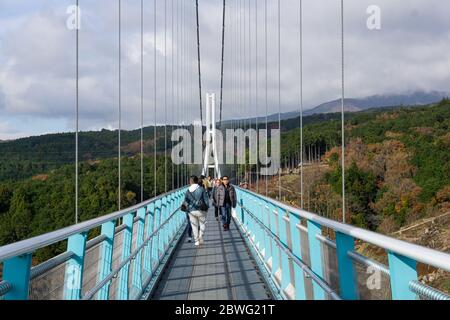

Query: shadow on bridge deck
150,205,273,300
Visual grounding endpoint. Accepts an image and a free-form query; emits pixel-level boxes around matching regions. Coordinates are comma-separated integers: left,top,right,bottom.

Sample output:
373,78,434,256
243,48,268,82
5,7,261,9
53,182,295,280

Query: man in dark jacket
211,178,223,221
217,176,237,231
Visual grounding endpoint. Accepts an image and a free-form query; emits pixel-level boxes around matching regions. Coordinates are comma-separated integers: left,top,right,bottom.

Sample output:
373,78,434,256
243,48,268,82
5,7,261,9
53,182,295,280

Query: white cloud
0,0,449,139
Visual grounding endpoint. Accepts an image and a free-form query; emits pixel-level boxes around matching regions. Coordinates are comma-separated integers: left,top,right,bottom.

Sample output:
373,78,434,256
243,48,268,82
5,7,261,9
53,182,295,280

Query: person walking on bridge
184,176,210,246
212,178,223,222
217,176,237,231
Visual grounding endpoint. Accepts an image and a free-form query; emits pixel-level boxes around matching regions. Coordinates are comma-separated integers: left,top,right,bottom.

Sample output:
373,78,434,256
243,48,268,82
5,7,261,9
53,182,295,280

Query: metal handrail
316,233,450,300
238,203,341,300
0,187,187,262
409,280,450,301
347,250,390,276
30,251,74,280
0,281,11,296
237,187,450,272
83,205,183,300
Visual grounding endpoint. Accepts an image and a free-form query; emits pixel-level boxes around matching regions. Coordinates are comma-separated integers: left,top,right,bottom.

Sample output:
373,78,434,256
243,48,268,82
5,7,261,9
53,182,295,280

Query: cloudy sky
0,0,449,140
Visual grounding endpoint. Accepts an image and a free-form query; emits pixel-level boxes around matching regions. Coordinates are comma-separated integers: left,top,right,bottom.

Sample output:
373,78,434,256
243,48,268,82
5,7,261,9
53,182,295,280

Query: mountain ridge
225,90,449,124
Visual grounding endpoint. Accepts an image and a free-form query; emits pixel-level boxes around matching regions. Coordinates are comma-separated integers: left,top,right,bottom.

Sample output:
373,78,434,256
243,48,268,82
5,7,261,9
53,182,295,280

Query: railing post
153,199,162,261
132,207,147,296
239,197,245,226
307,220,326,300
170,194,176,238
278,208,291,294
247,197,258,243
262,203,272,263
3,253,32,300
117,213,134,300
388,252,417,300
177,191,184,228
143,202,155,276
335,232,357,300
170,193,176,238
64,232,87,300
161,196,168,251
255,200,265,250
289,214,306,300
268,205,281,280
97,221,116,300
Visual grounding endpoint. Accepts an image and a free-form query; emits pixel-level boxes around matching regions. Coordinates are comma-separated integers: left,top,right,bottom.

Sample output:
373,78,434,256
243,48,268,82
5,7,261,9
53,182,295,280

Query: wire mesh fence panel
108,229,124,300
108,273,120,300
128,258,136,299
298,226,314,300
141,242,151,286
29,261,67,300
132,221,139,252
81,242,102,297
127,219,140,299
0,262,5,300
320,241,340,299
352,259,392,300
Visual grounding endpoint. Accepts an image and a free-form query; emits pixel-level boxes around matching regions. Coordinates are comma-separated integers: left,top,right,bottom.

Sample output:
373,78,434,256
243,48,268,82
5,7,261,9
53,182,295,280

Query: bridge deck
151,205,273,300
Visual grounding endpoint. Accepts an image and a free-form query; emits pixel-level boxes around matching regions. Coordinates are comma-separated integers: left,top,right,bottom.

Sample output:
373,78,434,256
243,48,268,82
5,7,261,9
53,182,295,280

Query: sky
0,0,449,140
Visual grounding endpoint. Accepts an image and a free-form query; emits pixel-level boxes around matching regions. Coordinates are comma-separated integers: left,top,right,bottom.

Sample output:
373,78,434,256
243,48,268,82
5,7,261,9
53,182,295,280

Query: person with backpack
217,176,237,231
183,175,210,246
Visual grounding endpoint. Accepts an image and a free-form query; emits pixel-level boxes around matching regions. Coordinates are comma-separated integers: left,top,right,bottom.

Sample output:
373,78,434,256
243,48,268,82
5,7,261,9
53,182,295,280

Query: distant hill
226,90,449,124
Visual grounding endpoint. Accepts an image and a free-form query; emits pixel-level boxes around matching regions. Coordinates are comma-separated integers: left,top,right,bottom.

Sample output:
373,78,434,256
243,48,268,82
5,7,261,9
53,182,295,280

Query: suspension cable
171,0,174,190
340,0,346,223
255,0,259,193
195,0,203,125
247,0,251,188
140,0,144,202
278,0,281,200
118,0,122,210
75,0,79,223
176,0,180,188
299,0,304,209
153,0,157,197
219,0,226,128
264,0,268,196
164,0,168,193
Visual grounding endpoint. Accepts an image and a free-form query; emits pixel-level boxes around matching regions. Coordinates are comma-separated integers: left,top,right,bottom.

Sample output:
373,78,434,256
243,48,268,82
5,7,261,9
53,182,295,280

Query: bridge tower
202,93,222,178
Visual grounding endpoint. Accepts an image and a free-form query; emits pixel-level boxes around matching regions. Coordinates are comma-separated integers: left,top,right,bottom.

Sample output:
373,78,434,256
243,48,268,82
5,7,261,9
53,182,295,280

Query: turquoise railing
1,185,449,301
0,187,187,300
234,187,450,300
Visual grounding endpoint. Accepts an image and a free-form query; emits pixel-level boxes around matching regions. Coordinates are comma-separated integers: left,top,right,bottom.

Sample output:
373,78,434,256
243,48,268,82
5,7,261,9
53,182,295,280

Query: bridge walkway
150,204,273,300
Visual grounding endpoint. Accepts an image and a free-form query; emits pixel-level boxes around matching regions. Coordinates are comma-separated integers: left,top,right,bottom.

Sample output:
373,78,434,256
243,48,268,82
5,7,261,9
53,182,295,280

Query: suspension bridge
0,0,450,301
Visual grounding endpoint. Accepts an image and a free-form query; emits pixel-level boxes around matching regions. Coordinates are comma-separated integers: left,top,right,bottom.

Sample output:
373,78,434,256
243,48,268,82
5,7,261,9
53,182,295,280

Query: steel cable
153,0,157,197
340,0,346,223
140,0,144,202
278,0,281,200
219,0,226,128
118,0,122,210
299,0,304,209
75,0,79,223
195,0,203,125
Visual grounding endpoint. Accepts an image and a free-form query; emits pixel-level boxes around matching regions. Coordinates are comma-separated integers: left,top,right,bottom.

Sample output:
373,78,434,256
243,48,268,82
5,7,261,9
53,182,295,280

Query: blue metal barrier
233,187,450,301
0,187,188,300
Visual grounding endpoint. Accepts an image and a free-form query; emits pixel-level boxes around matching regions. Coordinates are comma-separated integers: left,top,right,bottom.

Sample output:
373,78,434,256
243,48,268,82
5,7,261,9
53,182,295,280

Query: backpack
186,189,208,212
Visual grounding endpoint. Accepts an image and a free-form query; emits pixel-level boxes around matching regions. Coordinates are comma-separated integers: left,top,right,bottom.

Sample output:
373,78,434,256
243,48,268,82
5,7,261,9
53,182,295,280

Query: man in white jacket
184,176,210,246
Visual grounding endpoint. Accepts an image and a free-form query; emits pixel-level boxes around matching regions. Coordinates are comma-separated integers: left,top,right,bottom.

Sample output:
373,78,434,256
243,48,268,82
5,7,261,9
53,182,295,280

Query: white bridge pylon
202,93,222,178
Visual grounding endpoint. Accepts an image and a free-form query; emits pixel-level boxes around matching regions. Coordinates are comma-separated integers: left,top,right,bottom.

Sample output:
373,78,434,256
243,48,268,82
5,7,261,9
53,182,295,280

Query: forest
0,99,448,262
277,99,450,232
